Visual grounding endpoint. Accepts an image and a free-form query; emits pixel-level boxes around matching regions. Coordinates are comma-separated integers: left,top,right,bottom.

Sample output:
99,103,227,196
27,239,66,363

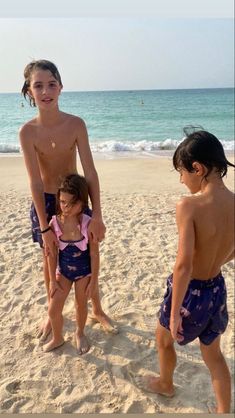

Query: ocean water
0,88,234,156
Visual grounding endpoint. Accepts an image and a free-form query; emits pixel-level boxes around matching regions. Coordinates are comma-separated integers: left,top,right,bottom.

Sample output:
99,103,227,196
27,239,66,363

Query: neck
37,107,62,126
200,174,226,193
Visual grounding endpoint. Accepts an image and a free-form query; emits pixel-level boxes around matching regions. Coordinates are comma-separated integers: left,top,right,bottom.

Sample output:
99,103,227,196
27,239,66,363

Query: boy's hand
170,314,184,343
42,229,58,257
49,280,63,298
88,218,106,243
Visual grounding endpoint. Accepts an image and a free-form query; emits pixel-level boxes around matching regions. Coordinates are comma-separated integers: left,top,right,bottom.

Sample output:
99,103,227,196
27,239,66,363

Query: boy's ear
27,88,33,98
192,161,204,175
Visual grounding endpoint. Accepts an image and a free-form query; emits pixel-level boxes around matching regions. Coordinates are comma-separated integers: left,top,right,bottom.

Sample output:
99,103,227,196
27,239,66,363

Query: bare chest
35,131,76,158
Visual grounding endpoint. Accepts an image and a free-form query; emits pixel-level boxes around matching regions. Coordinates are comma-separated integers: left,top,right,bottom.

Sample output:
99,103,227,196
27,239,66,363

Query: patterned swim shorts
158,272,228,345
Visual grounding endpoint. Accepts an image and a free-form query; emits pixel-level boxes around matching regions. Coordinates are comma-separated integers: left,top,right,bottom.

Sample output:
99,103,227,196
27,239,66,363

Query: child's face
29,69,62,109
59,192,82,217
179,167,201,194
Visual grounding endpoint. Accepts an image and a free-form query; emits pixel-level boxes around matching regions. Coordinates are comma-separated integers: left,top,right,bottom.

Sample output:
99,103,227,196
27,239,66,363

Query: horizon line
0,86,234,95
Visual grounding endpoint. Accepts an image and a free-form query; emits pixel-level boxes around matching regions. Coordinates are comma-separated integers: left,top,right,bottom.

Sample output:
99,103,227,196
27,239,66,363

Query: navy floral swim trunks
158,272,228,345
30,193,56,248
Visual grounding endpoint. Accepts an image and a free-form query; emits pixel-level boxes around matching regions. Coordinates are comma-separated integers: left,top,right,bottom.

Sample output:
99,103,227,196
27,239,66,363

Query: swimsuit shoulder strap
51,215,62,239
80,213,91,243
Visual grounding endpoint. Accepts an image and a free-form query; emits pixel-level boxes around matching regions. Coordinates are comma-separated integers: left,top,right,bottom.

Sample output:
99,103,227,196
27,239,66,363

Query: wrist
91,212,103,220
41,226,51,234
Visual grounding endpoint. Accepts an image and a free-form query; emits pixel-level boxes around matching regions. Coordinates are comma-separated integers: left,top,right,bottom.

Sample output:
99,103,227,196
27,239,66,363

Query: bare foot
36,317,52,342
136,375,175,398
43,338,65,352
90,312,119,334
75,332,90,355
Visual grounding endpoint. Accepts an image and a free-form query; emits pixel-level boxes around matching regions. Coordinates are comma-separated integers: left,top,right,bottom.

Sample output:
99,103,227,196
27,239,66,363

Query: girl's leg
200,336,231,413
143,322,176,396
43,275,72,352
74,276,91,355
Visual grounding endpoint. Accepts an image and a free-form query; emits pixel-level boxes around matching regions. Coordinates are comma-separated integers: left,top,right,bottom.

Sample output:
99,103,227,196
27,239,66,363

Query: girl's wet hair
57,174,89,215
173,127,235,178
21,59,63,107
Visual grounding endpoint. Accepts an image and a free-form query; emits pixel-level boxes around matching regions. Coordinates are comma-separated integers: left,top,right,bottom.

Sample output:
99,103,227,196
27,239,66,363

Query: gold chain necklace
50,139,56,148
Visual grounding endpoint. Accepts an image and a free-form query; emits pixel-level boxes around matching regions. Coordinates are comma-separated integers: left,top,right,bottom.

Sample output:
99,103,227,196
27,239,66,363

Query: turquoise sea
0,88,234,156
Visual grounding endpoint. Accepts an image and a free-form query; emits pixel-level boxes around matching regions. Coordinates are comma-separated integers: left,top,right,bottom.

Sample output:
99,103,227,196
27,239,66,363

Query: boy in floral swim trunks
142,129,235,413
20,59,117,340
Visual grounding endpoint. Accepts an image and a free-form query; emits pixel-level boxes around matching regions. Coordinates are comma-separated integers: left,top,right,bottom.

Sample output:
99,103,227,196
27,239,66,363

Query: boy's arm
224,249,235,264
170,198,195,341
86,239,100,299
75,119,106,242
19,125,57,253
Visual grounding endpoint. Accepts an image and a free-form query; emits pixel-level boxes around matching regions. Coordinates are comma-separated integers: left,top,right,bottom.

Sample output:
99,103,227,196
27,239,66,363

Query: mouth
42,98,53,103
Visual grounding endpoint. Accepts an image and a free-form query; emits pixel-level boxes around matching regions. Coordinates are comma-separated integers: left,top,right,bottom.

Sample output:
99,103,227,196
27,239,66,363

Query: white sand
0,156,234,414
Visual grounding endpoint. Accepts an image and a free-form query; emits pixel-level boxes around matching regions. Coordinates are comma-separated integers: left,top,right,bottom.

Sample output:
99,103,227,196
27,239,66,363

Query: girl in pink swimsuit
43,174,99,355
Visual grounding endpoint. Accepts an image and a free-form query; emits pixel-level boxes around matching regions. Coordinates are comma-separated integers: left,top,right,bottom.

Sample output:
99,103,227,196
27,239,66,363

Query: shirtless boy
143,129,234,413
19,60,117,339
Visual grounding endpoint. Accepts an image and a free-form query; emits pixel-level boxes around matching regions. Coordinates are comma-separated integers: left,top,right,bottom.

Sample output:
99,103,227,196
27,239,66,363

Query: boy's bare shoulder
176,195,197,213
19,118,38,141
62,112,86,128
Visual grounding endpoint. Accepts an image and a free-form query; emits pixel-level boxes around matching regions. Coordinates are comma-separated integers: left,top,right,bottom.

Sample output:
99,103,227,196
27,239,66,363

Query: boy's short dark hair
22,59,63,107
173,128,235,178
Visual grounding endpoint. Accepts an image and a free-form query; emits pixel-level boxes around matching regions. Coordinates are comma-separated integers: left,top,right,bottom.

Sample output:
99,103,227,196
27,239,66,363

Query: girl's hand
49,280,63,298
85,278,96,299
170,314,184,343
88,218,106,243
42,229,58,257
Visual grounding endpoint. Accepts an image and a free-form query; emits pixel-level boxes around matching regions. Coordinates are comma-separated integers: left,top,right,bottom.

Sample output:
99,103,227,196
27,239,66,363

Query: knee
75,299,88,312
48,303,60,320
156,325,173,350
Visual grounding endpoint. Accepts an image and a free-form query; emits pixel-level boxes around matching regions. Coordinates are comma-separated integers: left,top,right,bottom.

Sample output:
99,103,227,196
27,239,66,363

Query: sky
0,1,234,92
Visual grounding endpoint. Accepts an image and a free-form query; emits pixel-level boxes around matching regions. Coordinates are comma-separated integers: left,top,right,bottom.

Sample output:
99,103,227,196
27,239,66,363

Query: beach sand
0,155,234,414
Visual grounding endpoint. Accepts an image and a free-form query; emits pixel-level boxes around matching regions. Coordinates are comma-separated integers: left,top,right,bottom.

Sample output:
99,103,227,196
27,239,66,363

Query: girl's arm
86,239,100,299
170,198,195,342
19,124,58,253
75,118,106,242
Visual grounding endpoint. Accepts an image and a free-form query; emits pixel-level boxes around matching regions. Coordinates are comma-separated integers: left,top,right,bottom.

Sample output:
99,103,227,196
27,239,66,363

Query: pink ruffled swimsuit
51,214,91,281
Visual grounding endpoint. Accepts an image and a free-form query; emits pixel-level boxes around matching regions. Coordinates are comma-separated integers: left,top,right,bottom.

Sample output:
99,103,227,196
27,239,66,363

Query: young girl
19,60,116,339
142,129,234,413
43,174,99,354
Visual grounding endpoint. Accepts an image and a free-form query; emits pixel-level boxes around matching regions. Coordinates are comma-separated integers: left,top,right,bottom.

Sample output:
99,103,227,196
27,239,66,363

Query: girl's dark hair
57,174,89,215
21,59,63,107
173,127,235,178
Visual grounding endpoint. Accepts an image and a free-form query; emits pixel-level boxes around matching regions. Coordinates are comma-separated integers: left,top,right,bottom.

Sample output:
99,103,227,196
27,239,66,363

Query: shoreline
0,154,234,195
0,149,234,158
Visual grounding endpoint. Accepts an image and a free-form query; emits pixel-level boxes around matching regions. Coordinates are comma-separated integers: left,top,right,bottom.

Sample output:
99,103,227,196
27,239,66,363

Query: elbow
173,260,193,279
29,181,44,193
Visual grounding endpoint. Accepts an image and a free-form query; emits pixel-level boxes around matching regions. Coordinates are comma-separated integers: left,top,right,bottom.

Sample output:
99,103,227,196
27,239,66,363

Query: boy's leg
74,276,91,355
200,336,231,413
90,280,119,334
43,275,72,352
36,253,52,340
144,322,176,397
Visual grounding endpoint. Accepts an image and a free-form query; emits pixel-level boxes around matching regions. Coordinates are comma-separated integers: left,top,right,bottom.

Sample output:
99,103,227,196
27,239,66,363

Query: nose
42,85,49,95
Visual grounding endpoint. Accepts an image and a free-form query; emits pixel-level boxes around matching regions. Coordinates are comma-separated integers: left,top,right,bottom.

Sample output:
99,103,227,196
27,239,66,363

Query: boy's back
180,186,234,279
